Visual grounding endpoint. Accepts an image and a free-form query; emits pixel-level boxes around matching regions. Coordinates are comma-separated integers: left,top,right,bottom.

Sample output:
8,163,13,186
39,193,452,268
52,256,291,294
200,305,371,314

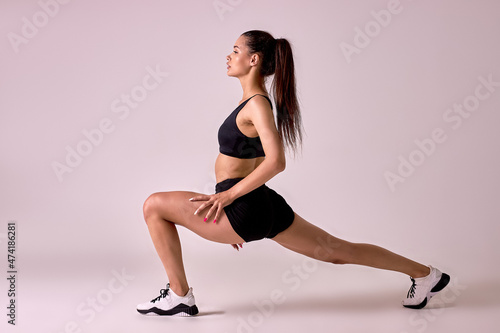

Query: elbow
265,151,286,174
274,158,286,173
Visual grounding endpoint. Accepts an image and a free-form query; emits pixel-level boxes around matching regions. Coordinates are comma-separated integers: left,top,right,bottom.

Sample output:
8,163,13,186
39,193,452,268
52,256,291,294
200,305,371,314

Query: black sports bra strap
248,94,273,109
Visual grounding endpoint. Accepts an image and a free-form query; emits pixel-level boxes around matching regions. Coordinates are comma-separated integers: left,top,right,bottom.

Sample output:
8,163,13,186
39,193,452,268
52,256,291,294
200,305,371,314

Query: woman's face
226,35,253,78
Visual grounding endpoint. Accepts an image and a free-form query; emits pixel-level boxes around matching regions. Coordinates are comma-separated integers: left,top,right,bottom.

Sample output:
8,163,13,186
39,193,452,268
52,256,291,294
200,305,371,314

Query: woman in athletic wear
136,30,449,316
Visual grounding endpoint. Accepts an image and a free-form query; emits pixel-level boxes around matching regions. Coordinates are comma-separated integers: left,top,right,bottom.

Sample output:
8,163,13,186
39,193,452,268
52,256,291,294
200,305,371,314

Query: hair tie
267,38,277,51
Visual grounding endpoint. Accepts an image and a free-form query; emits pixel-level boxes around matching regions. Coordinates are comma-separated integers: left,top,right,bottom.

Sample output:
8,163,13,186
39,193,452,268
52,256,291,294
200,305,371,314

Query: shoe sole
403,273,450,309
137,303,199,316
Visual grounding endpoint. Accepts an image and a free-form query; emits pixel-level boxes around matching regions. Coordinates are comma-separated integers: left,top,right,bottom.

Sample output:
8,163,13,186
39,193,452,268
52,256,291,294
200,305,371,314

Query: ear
250,53,260,67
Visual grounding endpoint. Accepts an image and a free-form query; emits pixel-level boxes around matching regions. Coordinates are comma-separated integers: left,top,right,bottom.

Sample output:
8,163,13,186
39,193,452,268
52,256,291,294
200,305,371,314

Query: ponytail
241,30,303,155
272,38,302,154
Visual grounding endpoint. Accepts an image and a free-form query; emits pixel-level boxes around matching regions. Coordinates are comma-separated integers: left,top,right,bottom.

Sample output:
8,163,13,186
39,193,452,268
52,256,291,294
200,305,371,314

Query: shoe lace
407,278,416,299
151,283,170,303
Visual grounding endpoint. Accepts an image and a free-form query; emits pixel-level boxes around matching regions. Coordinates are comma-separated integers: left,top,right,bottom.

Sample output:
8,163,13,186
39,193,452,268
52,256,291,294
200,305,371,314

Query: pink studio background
1,0,499,332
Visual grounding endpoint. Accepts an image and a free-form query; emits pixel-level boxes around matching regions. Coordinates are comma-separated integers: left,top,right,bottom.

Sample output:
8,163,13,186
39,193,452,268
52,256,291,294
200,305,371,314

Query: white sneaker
402,265,450,309
137,283,199,316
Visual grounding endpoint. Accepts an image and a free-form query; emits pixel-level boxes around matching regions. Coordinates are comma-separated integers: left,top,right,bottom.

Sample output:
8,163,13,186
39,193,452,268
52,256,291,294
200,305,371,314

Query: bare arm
225,96,286,199
190,95,286,223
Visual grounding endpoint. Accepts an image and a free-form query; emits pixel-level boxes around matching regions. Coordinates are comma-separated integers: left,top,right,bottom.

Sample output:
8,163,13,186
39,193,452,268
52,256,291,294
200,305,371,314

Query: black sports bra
218,94,273,159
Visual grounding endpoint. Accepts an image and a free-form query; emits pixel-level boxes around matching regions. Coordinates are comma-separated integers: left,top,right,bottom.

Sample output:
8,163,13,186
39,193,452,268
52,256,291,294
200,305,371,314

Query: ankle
412,265,431,279
170,284,189,297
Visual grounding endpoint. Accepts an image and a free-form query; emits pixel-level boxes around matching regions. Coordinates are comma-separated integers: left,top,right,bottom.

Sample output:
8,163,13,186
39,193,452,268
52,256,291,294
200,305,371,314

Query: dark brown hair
241,30,303,154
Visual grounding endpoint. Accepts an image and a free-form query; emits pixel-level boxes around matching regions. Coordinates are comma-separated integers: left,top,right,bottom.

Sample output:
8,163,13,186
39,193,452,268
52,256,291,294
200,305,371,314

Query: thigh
145,191,245,244
271,213,351,262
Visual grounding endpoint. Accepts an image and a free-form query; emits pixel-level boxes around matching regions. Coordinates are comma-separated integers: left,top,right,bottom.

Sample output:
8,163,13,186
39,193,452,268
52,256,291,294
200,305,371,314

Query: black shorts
215,177,295,243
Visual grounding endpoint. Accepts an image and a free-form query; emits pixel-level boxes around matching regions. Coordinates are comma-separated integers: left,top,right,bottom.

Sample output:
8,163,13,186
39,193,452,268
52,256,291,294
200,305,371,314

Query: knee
331,242,358,265
143,192,161,222
329,251,350,265
316,241,355,265
330,258,348,265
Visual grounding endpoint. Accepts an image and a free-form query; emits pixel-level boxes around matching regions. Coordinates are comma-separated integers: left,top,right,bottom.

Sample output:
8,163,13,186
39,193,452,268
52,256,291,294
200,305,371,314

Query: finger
194,202,209,216
231,244,239,251
213,203,222,224
189,195,210,202
204,205,216,222
194,204,201,215
238,243,243,248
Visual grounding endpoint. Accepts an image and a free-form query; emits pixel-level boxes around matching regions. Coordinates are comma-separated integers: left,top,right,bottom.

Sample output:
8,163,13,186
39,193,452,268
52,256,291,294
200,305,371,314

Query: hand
231,243,243,251
189,190,235,224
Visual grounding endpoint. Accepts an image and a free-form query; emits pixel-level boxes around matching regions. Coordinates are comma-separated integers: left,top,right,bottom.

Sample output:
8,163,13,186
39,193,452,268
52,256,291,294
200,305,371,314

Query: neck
238,73,267,99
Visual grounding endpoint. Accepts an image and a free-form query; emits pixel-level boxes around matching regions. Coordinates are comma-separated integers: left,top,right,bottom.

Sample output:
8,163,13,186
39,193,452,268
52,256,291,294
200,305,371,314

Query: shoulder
244,95,273,120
